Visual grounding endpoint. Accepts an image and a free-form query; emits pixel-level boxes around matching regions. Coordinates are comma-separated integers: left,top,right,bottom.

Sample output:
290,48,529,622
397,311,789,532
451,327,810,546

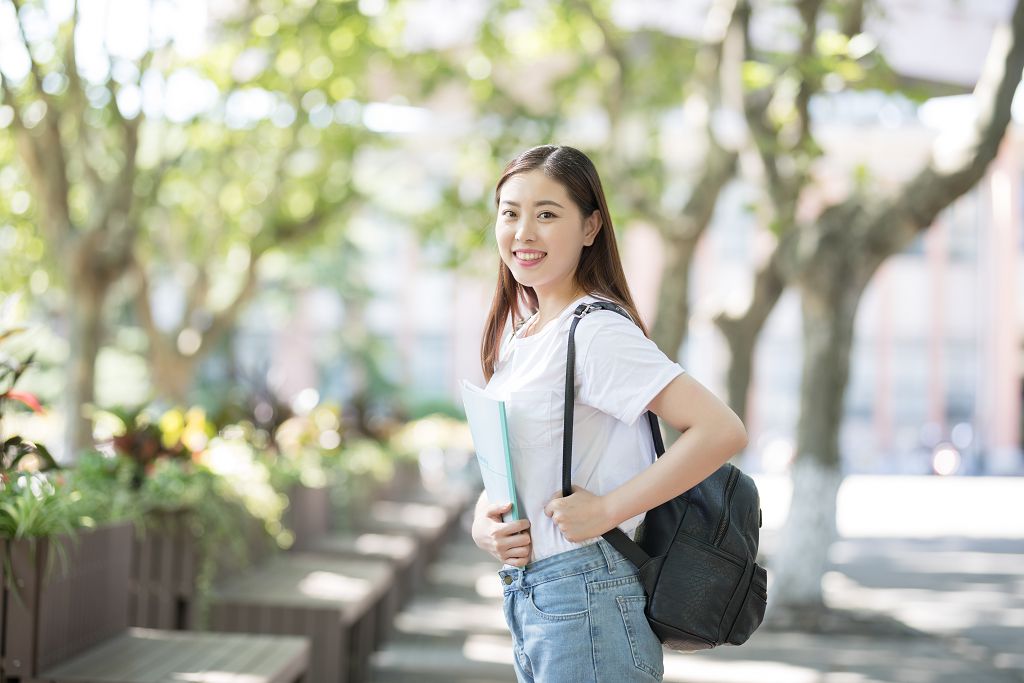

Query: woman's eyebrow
500,200,565,208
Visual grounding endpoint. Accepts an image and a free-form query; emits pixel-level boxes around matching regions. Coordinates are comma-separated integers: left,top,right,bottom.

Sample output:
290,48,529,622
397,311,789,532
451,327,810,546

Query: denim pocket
617,595,665,680
527,572,589,621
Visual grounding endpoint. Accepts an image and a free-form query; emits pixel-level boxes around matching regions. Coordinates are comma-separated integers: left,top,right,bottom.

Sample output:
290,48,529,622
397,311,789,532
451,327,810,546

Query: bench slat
38,628,309,683
210,554,394,617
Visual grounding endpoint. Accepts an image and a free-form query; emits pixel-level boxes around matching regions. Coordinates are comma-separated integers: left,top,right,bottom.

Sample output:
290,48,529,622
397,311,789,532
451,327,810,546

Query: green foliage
62,451,141,526
0,472,75,540
0,326,59,476
387,413,472,462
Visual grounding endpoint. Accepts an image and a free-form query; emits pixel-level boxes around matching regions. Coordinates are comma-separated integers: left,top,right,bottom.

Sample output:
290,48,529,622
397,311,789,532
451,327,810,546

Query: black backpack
563,301,767,651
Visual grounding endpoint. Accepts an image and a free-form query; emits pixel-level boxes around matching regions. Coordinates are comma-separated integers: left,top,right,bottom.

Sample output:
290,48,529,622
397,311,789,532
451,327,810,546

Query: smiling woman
494,170,602,334
467,145,748,683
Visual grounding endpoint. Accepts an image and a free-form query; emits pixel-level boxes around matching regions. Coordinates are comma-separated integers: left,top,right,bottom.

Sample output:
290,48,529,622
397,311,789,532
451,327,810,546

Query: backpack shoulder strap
564,301,661,566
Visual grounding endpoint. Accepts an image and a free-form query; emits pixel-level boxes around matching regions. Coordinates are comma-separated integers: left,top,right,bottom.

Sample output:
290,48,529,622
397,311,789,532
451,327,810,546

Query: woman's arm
544,373,748,542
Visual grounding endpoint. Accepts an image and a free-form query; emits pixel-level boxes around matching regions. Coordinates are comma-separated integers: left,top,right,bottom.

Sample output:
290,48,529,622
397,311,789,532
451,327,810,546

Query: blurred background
1,0,1023,682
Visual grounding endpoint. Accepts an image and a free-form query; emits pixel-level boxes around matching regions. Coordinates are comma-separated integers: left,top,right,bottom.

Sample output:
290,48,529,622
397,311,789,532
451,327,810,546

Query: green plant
1,347,59,478
99,405,191,488
63,451,141,525
387,413,473,462
0,472,74,540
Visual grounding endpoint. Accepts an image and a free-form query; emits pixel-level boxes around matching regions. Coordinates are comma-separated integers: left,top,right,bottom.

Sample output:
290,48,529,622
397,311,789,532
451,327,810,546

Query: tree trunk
651,238,697,359
150,352,203,405
652,144,737,362
768,269,865,622
62,278,107,461
715,315,757,425
713,249,787,421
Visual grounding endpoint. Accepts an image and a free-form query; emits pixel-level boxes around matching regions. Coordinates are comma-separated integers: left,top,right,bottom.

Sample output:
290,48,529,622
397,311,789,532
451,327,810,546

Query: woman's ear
583,210,602,246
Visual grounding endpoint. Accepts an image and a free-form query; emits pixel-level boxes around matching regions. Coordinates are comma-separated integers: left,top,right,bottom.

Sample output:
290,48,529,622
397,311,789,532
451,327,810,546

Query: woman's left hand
543,485,615,543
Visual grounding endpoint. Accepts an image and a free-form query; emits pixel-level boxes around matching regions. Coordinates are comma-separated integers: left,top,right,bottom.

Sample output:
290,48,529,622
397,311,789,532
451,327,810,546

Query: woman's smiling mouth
514,250,547,267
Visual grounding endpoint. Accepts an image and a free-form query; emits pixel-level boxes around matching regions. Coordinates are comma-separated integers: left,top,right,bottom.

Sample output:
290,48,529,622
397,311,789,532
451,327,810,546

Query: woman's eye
501,209,517,218
539,211,555,219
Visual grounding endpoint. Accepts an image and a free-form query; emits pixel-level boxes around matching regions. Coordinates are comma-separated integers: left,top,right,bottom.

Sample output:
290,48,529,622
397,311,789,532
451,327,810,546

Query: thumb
487,502,512,518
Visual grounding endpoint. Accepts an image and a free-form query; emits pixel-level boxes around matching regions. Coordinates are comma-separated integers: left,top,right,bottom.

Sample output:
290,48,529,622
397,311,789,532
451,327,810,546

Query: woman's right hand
472,501,532,567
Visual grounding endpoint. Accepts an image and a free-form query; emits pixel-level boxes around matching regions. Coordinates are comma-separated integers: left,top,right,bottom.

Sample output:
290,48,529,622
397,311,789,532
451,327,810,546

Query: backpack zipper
712,466,739,546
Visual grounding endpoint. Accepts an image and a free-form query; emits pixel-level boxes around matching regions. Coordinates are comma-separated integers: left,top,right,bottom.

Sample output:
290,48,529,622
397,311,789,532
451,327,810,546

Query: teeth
517,253,545,261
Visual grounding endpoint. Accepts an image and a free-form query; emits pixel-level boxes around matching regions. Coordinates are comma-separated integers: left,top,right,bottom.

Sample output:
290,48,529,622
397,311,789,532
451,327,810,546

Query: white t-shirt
484,293,685,563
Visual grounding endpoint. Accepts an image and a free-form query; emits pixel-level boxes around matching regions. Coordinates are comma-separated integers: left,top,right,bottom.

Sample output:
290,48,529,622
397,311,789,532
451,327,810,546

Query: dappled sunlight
353,531,417,557
475,572,504,598
297,570,372,601
461,633,516,666
173,673,264,683
663,655,820,683
831,542,1024,576
371,500,447,529
824,570,1024,632
426,559,503,588
395,597,508,637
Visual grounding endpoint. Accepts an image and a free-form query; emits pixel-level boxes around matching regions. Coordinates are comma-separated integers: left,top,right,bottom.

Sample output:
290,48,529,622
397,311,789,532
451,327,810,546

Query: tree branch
195,253,262,356
739,0,823,232
9,0,73,242
131,259,173,358
570,0,627,125
793,0,825,151
841,0,866,37
865,0,1024,261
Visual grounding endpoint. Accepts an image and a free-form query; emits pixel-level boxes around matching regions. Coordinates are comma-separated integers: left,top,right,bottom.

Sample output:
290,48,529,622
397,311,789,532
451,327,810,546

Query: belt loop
597,539,617,573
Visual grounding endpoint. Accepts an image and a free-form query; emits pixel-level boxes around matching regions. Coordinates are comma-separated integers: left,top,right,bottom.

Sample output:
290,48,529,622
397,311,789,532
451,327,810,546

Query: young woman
470,145,748,682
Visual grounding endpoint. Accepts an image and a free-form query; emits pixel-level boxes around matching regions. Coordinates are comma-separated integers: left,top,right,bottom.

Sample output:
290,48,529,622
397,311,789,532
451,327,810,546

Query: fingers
485,502,512,520
499,517,531,536
502,549,530,567
495,525,531,565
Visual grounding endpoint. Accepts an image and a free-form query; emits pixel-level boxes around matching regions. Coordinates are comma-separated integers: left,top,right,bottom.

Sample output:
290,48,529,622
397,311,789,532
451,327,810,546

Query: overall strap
564,301,663,567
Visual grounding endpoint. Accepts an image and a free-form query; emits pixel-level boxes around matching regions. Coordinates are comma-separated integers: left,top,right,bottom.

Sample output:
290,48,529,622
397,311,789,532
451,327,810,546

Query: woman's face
495,169,601,296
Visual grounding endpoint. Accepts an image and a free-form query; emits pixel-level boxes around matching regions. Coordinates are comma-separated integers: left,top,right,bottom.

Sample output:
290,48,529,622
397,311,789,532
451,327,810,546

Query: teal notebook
459,379,521,522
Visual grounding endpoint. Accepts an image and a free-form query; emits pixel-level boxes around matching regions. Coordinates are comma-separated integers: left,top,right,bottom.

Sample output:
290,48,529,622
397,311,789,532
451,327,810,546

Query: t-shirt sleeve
576,312,685,426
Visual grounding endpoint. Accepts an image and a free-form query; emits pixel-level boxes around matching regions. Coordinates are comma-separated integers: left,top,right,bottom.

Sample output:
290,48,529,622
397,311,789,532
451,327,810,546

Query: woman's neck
525,287,588,336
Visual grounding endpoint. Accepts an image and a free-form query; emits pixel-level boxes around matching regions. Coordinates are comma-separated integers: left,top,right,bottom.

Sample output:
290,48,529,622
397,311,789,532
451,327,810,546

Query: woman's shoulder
573,298,644,339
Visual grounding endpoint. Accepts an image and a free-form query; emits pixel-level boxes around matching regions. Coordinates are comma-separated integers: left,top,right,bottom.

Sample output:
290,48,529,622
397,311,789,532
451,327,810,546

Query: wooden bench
2,522,310,683
352,499,457,566
304,530,419,644
205,552,394,683
35,629,310,683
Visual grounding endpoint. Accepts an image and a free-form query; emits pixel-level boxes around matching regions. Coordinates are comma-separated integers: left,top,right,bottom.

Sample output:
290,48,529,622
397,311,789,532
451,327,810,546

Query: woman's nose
514,218,536,242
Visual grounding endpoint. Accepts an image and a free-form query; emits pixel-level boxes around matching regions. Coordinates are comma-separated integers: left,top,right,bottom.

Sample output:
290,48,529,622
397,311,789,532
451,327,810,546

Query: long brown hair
480,145,649,381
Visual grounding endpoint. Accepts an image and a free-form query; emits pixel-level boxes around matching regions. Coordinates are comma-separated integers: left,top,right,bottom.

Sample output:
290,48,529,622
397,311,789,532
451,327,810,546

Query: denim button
503,575,513,585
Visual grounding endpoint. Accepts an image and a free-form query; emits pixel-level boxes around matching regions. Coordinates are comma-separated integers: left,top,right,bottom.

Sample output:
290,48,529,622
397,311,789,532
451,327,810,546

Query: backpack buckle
573,303,595,319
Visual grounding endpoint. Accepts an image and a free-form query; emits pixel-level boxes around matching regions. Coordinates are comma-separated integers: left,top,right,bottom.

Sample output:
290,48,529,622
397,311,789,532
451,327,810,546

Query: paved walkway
370,476,1024,682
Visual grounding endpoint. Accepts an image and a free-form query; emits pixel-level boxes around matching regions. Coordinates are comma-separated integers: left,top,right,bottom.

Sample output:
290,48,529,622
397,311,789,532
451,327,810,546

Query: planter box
284,484,331,552
212,512,277,587
2,521,133,679
1,537,5,681
129,509,199,630
2,522,312,683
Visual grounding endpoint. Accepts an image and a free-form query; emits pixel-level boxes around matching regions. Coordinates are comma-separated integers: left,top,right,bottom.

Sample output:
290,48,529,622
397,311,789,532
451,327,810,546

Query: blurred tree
0,0,163,458
389,0,724,344
741,0,1024,624
542,0,741,366
0,0,404,454
129,1,383,403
